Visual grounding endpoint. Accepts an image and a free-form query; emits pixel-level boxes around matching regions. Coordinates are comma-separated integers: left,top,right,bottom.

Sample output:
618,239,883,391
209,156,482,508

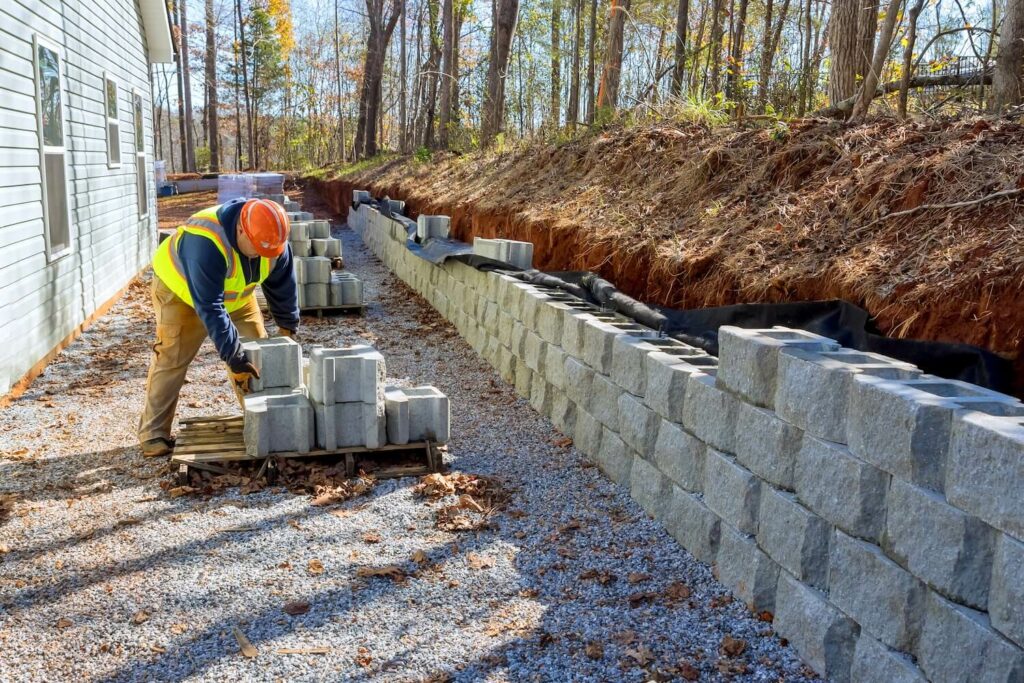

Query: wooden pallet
300,304,366,318
171,414,443,484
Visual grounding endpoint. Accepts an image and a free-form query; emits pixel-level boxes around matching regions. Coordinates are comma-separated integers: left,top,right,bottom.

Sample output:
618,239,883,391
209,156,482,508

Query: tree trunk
233,15,241,169
179,0,196,172
856,0,879,85
335,0,347,162
204,0,219,172
797,0,812,114
585,0,598,122
850,0,903,120
726,0,748,104
828,0,860,103
758,0,790,110
670,0,689,96
399,0,408,152
994,0,1024,111
898,0,925,118
438,0,455,148
596,0,630,113
551,0,562,128
174,2,187,173
357,0,403,158
708,0,724,95
452,7,464,127
816,70,993,117
236,0,254,169
568,0,582,126
418,0,441,148
482,0,522,144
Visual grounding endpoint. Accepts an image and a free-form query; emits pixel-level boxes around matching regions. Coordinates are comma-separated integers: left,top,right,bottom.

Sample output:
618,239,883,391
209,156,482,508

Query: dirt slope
309,118,1024,390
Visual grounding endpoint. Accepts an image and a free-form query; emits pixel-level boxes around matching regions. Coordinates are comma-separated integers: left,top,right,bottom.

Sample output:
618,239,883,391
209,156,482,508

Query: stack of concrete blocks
473,237,535,270
353,189,372,206
294,256,332,309
384,386,451,445
288,210,314,222
329,271,363,307
416,215,450,242
350,202,1024,683
291,218,332,258
308,345,387,449
311,236,342,258
241,337,314,456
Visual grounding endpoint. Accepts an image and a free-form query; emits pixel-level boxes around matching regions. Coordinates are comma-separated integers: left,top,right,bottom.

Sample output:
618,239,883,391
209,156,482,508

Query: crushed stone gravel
0,199,822,682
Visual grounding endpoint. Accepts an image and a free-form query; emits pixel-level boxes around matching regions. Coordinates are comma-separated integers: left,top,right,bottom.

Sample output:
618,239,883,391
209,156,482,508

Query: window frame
133,88,148,218
103,72,121,169
33,33,73,263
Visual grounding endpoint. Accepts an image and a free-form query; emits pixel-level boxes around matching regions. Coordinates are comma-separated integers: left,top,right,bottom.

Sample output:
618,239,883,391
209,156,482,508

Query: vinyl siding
0,0,158,394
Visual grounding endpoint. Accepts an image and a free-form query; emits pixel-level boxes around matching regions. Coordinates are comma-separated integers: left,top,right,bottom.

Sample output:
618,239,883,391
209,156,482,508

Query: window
34,35,71,260
133,90,148,217
104,75,121,167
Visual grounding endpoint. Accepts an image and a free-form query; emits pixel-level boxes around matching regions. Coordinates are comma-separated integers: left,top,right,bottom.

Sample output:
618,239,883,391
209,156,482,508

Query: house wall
351,200,1024,683
0,0,157,395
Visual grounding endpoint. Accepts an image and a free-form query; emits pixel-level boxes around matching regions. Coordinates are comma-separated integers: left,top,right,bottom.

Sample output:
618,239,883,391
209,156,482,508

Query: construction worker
138,197,300,458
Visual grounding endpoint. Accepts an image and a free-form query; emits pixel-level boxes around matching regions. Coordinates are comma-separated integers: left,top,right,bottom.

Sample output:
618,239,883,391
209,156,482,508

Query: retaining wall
349,201,1024,683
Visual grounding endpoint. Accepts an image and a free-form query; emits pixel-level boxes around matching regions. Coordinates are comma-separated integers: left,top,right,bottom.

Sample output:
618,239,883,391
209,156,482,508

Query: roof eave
140,0,174,64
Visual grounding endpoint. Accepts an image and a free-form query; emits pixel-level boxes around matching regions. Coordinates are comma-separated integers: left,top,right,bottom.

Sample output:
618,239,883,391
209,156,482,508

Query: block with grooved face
308,345,385,405
241,337,302,392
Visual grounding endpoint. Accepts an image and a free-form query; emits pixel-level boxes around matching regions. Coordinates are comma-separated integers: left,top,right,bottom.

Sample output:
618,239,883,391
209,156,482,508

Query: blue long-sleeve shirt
177,199,300,370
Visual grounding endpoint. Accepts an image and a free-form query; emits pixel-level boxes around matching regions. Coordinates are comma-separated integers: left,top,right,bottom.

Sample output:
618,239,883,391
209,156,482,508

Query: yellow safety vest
152,205,273,312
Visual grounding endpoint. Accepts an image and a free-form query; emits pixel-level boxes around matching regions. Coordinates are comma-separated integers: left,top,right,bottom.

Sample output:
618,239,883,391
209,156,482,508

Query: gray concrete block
851,635,926,683
290,221,310,241
416,214,450,241
652,419,705,493
716,524,780,612
630,455,672,520
472,237,534,269
544,344,568,389
244,392,314,456
990,534,1024,648
295,256,332,284
830,531,926,652
304,283,329,308
384,386,410,445
573,410,603,458
329,272,363,306
510,320,528,358
883,479,996,610
352,189,372,205
643,350,710,422
850,375,1024,493
774,571,858,683
536,301,569,346
514,360,533,398
704,448,761,535
290,239,311,257
563,357,594,406
681,374,740,455
796,436,889,542
717,326,841,409
588,373,622,431
561,311,598,359
308,220,331,239
405,386,450,443
948,411,1024,540
594,428,634,486
496,345,516,384
611,334,657,396
308,345,385,405
663,484,721,565
776,348,921,444
497,310,515,348
529,378,553,416
617,392,659,457
311,237,342,257
550,392,576,436
314,401,384,449
757,486,831,590
241,336,303,391
735,402,802,491
582,319,622,374
918,591,1024,683
523,331,547,373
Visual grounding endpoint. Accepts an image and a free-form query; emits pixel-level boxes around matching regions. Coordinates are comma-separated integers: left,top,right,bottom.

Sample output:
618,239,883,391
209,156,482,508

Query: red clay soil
306,118,1024,392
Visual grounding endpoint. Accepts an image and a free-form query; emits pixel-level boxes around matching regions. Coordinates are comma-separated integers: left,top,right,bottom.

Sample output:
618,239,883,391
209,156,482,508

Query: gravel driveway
0,198,821,682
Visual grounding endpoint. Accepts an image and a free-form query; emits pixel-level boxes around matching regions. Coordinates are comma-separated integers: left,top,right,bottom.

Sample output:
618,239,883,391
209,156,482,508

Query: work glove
227,357,261,404
279,328,295,339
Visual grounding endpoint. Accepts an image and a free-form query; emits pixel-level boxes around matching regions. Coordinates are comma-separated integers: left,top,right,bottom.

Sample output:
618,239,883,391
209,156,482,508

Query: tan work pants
137,277,267,443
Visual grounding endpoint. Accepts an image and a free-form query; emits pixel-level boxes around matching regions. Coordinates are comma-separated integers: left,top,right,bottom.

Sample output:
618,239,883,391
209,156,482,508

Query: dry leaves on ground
232,626,258,658
355,565,407,582
131,610,150,625
361,532,382,544
720,635,748,658
307,559,325,575
282,601,311,616
466,553,495,570
355,645,372,667
585,641,604,660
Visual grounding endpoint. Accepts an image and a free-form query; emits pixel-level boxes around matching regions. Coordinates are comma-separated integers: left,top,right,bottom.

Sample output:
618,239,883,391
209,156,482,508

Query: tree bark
551,0,562,127
596,0,630,113
670,0,688,96
399,0,408,152
828,0,860,103
568,0,583,126
856,0,880,85
585,0,598,122
438,0,455,147
898,0,925,118
180,0,196,172
708,0,724,95
417,0,441,148
726,0,749,104
174,1,187,173
356,0,403,158
850,0,903,120
816,70,993,117
994,0,1024,111
204,0,219,171
235,0,254,169
758,0,790,110
335,0,347,162
481,0,522,144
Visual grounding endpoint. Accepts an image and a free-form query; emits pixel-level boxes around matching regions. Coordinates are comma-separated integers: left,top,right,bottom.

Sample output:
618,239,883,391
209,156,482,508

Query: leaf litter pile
413,471,509,532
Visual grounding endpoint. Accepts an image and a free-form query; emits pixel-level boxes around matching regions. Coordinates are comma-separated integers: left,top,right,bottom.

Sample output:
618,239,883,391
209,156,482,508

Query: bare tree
205,0,219,172
438,0,455,147
399,0,408,151
596,0,631,112
482,0,522,143
726,0,749,105
180,0,197,172
568,0,583,126
850,0,904,120
585,0,598,122
355,0,403,157
335,0,347,162
994,0,1024,110
899,0,926,118
708,0,725,95
758,0,791,110
670,0,689,96
828,0,860,102
551,0,562,127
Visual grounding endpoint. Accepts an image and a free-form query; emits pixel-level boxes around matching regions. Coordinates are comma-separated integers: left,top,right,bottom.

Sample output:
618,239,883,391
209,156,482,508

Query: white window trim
104,72,122,169
133,88,149,218
33,33,73,263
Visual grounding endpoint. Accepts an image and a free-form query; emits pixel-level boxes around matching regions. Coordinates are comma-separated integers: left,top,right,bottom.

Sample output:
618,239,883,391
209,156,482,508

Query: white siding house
0,0,173,395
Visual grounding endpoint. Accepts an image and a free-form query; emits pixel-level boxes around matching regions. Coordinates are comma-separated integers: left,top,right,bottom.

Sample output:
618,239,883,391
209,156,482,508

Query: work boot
140,437,174,458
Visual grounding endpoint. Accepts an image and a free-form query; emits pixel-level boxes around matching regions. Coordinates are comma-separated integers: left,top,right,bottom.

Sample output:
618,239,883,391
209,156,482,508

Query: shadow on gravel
0,447,164,505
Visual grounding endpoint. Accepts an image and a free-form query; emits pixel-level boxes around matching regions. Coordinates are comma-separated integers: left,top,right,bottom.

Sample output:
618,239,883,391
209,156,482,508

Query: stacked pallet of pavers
348,189,1024,682
241,336,314,456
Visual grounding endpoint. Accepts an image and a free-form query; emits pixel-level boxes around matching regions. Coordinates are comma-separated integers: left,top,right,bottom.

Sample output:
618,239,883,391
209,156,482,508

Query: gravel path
0,196,821,682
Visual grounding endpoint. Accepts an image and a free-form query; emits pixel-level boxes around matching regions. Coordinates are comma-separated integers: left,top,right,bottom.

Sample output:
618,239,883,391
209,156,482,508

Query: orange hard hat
239,198,290,257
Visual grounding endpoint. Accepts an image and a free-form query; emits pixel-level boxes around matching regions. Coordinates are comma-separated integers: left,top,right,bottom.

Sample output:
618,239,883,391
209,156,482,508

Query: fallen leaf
412,550,428,564
168,486,196,498
233,626,258,658
274,647,330,655
552,437,573,448
355,565,406,581
627,572,649,584
612,630,636,646
355,645,372,667
721,635,747,658
678,661,700,680
170,623,188,635
132,610,150,625
283,601,310,616
150,644,167,653
55,617,73,629
757,610,774,622
627,591,659,607
458,494,483,513
585,641,604,660
666,581,692,602
361,532,382,544
307,559,325,575
626,646,655,666
467,553,495,570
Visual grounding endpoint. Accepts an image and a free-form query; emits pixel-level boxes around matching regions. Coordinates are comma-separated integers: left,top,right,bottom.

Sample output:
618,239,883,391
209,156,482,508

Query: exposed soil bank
307,118,1024,392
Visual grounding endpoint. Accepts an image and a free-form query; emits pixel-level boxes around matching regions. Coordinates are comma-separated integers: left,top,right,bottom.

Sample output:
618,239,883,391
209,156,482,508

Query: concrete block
472,237,534,269
573,410,603,458
948,411,1024,540
773,572,858,683
643,350,711,422
311,237,342,257
296,256,332,284
735,402,802,491
582,319,622,374
830,531,926,652
796,435,889,542
405,386,450,443
523,331,547,373
308,220,331,239
529,378,553,416
514,360,533,398
630,455,672,520
304,283,328,308
386,198,405,215
329,272,363,306
652,419,705,493
496,310,514,348
536,301,569,346
241,336,302,391
990,534,1024,648
384,386,410,445
850,375,1024,493
716,524,779,612
717,326,841,409
588,373,622,431
416,215,451,241
918,591,1024,683
290,239,311,257
611,334,657,396
617,393,659,457
482,301,500,335
851,635,926,683
663,485,721,565
544,344,568,389
308,345,385,405
561,312,598,359
704,448,761,535
352,189,371,205
314,401,386,449
550,392,576,435
681,374,740,454
883,479,996,610
594,428,634,486
290,221,309,241
757,486,831,590
776,348,921,444
244,392,314,456
518,288,549,328
509,321,528,358
563,357,594,406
